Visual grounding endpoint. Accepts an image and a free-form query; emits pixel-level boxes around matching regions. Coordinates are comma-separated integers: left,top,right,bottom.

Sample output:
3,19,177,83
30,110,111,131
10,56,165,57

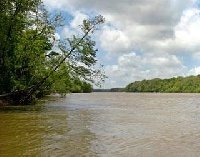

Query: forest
125,75,200,93
0,0,105,105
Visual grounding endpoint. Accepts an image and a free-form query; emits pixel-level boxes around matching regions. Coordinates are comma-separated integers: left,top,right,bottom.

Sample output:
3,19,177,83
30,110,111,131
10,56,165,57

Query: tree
0,0,105,105
125,75,200,93
0,0,43,93
19,15,105,104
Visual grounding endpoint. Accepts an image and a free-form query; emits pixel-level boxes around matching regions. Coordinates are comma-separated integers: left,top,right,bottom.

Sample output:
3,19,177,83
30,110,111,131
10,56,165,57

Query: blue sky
43,0,200,88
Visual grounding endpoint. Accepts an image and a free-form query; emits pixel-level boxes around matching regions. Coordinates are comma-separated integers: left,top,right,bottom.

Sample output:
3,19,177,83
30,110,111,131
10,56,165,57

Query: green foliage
81,82,93,93
0,0,105,104
125,75,200,93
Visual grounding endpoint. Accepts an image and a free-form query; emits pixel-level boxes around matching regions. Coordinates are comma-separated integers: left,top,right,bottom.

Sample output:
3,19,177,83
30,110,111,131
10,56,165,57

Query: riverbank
0,100,9,106
0,94,61,107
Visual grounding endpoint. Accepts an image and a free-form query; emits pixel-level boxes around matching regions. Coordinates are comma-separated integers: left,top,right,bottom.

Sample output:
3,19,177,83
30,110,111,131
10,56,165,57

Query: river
1,93,200,156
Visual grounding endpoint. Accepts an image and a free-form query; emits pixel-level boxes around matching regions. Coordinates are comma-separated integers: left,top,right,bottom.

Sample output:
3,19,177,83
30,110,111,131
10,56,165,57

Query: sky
43,0,200,88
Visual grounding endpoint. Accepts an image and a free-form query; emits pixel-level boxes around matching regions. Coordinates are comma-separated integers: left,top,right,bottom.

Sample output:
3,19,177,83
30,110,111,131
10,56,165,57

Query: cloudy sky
43,0,200,88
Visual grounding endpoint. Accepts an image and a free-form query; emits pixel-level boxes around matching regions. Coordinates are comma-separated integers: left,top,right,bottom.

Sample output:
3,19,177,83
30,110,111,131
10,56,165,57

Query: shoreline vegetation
0,91,89,107
2,74,200,106
0,0,105,106
125,75,200,93
94,75,200,93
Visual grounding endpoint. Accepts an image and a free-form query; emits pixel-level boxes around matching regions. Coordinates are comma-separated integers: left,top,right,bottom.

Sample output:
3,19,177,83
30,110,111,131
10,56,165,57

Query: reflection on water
1,93,200,156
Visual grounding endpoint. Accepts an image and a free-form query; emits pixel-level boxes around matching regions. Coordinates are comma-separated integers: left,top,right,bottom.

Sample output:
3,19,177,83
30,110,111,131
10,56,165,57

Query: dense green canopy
0,0,105,105
125,75,200,93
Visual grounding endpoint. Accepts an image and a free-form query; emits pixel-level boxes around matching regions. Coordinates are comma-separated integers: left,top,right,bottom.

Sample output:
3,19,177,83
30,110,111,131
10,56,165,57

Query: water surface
1,93,200,156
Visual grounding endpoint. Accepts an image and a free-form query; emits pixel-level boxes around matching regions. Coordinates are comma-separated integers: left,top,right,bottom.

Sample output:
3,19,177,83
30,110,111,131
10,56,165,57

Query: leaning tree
0,0,105,105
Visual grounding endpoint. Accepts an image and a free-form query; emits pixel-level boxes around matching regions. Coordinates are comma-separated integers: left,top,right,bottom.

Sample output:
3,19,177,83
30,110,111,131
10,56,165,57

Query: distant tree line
93,88,125,92
125,75,200,93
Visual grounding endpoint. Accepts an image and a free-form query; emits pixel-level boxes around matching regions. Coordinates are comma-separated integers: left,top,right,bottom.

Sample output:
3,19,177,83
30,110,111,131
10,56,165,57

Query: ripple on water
1,93,200,156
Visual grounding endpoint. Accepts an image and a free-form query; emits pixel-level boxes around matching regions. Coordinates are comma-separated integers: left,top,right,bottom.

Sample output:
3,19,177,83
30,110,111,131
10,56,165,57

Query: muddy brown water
1,93,200,156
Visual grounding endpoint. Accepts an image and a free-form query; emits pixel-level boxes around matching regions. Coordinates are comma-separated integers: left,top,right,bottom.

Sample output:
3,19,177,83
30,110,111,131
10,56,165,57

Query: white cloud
103,52,187,88
174,8,200,47
61,11,89,39
99,26,131,55
149,55,182,68
70,12,88,29
118,52,143,68
42,0,200,88
151,8,200,54
188,66,200,75
43,0,72,11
